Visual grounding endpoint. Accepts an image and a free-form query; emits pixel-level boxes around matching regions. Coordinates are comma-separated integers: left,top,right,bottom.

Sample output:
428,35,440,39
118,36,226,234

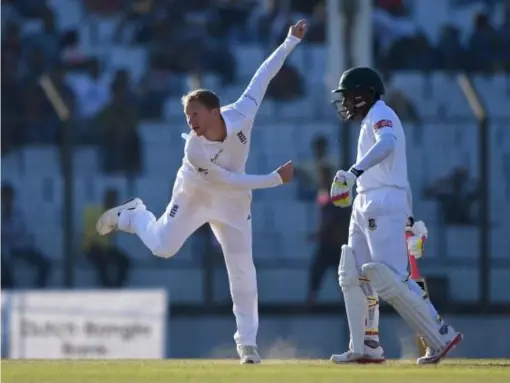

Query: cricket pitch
3,359,510,383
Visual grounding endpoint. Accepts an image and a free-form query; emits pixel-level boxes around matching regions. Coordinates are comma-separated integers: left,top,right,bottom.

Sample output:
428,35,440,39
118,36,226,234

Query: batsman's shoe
96,198,144,235
416,326,463,365
237,345,261,364
330,341,385,364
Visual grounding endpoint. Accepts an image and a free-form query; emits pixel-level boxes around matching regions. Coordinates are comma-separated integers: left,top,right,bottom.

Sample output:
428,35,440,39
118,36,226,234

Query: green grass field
3,359,510,383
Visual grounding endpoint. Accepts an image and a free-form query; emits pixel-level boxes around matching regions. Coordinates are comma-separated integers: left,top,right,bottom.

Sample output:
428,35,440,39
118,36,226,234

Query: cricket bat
406,230,428,356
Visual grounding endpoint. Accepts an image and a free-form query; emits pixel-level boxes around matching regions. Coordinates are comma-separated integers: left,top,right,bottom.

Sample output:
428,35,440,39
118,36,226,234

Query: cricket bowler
95,20,308,364
328,67,463,364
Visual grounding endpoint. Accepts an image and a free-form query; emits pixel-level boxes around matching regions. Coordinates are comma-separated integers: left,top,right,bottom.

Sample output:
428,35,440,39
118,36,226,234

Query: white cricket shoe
330,341,385,364
237,345,261,364
96,198,145,235
416,325,463,365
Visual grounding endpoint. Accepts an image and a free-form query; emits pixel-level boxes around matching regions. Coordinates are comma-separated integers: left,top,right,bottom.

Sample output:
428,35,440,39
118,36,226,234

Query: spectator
307,166,350,305
84,0,124,15
216,0,255,42
22,48,48,84
148,17,200,76
424,167,479,225
60,30,89,69
437,25,465,71
23,82,58,145
2,23,23,65
266,63,303,101
201,39,237,86
295,135,337,201
1,255,14,289
21,65,73,146
387,31,436,71
111,69,137,104
95,78,142,174
468,12,499,72
1,55,24,154
1,183,51,288
139,55,182,119
376,0,407,16
499,6,510,71
114,0,155,43
292,0,323,15
24,7,60,68
67,59,110,143
82,188,131,287
248,0,281,44
385,83,423,144
385,81,421,124
13,0,48,18
183,3,237,85
306,0,326,44
1,0,21,28
248,0,301,48
373,0,416,58
452,0,504,18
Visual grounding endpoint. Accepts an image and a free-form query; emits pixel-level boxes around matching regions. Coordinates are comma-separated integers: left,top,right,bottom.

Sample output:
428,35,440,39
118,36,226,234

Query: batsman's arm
232,36,301,121
350,134,396,175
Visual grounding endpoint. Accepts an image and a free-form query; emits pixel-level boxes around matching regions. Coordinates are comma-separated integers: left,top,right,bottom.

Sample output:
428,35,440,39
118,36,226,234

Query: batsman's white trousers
123,178,257,347
349,187,408,277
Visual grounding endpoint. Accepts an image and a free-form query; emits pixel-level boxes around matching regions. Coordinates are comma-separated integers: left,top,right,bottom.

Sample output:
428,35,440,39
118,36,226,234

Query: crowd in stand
1,0,508,291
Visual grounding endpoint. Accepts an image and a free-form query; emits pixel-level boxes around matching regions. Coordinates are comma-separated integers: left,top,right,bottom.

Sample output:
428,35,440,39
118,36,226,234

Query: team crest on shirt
368,218,377,231
373,119,393,131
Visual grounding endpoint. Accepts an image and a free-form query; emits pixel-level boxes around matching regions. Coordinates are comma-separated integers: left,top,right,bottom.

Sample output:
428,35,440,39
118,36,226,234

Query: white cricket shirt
355,100,409,193
175,35,301,196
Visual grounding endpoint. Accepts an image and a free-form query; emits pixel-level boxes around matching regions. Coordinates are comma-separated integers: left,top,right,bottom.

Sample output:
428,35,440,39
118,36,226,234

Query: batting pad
339,245,367,354
362,263,445,349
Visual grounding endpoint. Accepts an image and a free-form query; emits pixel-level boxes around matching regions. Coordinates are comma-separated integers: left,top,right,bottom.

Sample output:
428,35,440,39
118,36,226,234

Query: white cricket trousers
348,187,446,340
347,187,408,341
349,187,409,276
118,181,258,347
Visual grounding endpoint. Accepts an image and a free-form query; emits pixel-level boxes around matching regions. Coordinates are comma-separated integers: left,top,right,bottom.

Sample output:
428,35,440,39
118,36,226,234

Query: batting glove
330,168,360,207
406,219,428,259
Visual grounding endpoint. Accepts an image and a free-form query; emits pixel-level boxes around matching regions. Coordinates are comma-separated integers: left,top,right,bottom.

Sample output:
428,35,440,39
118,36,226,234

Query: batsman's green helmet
332,67,385,96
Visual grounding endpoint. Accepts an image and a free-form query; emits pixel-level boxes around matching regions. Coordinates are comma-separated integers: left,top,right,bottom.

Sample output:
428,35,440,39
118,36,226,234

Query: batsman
328,67,463,365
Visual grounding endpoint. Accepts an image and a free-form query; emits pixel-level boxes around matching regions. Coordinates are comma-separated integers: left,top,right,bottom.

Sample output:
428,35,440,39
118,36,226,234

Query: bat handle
406,231,422,279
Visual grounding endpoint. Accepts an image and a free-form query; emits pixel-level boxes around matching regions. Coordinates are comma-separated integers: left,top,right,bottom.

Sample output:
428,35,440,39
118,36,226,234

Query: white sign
8,290,167,359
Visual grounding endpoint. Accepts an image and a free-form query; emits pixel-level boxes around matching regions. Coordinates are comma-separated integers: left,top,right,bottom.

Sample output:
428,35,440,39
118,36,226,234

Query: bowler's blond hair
181,89,220,110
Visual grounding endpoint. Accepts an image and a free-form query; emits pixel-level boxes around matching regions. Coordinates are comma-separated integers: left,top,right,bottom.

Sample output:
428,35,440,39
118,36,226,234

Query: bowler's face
184,101,215,137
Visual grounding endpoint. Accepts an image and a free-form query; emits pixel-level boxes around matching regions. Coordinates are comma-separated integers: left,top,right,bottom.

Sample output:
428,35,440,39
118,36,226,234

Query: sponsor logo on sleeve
237,131,247,144
373,119,393,131
169,204,180,218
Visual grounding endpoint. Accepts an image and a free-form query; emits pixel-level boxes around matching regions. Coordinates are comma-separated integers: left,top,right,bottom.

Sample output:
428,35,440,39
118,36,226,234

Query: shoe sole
356,357,386,364
240,360,260,364
96,198,142,235
331,356,385,364
418,332,463,365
